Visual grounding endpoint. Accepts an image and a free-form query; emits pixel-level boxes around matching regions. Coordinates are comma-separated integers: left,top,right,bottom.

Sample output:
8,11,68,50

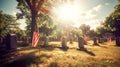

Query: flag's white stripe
32,32,39,47
34,39,39,47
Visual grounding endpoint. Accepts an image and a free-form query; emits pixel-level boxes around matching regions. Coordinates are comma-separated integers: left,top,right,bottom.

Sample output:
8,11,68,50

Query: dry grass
5,41,120,67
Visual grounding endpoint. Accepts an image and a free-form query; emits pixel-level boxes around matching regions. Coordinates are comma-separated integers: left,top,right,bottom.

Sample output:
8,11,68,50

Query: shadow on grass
97,45,108,48
17,46,39,51
87,45,107,48
77,48,95,56
40,45,56,51
3,47,53,67
48,62,58,67
39,53,51,59
3,50,38,67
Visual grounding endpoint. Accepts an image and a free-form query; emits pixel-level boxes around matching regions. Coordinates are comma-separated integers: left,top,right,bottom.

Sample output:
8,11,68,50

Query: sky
0,0,26,30
0,0,118,30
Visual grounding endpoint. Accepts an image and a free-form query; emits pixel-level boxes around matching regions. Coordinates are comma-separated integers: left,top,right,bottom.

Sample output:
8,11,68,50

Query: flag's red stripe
34,32,38,47
32,32,39,47
33,34,38,47
34,32,39,47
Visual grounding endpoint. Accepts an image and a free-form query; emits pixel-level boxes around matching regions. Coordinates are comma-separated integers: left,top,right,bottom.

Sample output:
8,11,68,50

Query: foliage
16,0,51,40
79,24,90,35
0,11,20,38
71,27,82,37
38,15,56,36
101,0,120,46
96,23,112,38
103,0,120,36
16,0,56,39
88,30,98,38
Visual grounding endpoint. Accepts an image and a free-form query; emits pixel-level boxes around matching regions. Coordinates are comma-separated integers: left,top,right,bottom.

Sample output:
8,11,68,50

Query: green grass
5,41,120,67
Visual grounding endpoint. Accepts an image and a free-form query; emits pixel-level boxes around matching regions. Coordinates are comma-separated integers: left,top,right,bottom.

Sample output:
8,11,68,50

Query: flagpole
38,28,40,62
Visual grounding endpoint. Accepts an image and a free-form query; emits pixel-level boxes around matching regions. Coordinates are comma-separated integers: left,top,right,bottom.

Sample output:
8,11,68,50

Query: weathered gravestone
5,34,17,50
93,37,99,46
22,36,29,46
78,36,85,50
43,36,49,47
61,36,68,49
69,33,73,44
98,38,102,43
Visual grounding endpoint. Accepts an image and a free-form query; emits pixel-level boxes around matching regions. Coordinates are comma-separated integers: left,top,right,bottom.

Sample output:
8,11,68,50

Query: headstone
98,38,102,43
93,37,98,45
61,36,68,49
23,37,29,46
69,33,73,44
107,37,112,42
78,36,85,50
43,36,49,47
5,34,17,50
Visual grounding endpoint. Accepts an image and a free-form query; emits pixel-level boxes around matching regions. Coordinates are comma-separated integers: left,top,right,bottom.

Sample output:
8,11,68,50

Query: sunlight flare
52,1,81,23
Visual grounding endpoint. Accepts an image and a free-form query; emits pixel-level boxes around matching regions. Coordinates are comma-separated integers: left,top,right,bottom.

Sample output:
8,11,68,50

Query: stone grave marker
5,34,17,51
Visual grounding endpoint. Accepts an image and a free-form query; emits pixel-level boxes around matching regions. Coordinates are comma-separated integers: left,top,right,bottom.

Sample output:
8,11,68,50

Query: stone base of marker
61,36,68,49
78,36,85,50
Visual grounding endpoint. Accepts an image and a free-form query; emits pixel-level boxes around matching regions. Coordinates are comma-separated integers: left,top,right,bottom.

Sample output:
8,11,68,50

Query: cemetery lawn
5,41,120,67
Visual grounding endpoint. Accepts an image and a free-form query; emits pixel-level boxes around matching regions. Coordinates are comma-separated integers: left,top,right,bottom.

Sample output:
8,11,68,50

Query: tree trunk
31,10,37,43
115,30,120,46
116,36,120,46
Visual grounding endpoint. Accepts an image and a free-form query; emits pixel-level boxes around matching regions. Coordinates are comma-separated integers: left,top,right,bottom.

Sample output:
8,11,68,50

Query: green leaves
103,0,120,33
79,24,90,35
0,11,19,38
38,14,56,36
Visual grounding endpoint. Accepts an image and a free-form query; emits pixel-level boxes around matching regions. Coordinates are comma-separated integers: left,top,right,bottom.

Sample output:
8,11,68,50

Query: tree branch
37,0,44,11
25,0,32,10
32,0,36,8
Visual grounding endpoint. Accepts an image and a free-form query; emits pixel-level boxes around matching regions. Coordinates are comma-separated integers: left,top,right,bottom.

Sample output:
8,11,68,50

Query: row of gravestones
0,33,111,51
1,33,31,52
61,36,86,50
61,36,110,50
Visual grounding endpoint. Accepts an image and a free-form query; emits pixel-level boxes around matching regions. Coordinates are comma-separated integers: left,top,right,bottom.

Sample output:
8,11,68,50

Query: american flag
32,23,39,47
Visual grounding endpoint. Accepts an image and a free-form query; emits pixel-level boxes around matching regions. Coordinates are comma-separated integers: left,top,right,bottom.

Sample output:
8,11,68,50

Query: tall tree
16,0,50,42
103,0,120,46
